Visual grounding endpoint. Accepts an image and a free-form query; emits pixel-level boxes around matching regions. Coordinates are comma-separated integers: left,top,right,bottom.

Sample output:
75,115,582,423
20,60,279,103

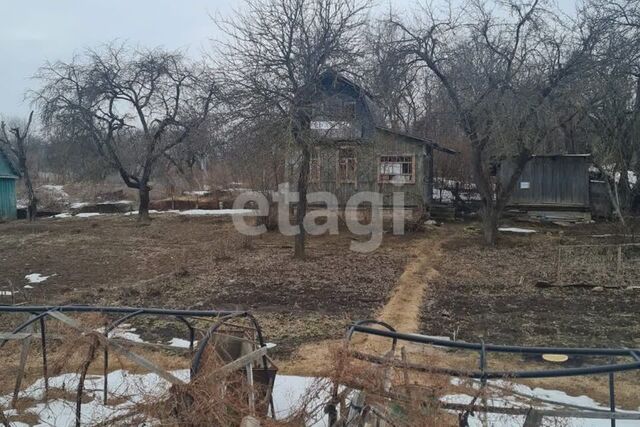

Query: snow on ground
94,323,144,343
124,209,179,216
498,227,537,234
433,188,481,203
25,273,51,284
2,369,635,426
444,378,640,426
271,375,331,427
0,369,191,426
183,190,212,196
178,209,256,216
167,337,196,348
0,371,321,427
75,212,102,218
39,185,69,200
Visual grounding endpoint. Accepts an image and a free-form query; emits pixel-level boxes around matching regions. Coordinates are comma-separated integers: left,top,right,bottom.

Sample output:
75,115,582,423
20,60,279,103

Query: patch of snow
52,213,72,219
25,273,51,284
24,285,34,289
99,200,132,205
167,337,196,348
178,209,257,216
614,171,638,187
0,291,13,296
498,227,537,234
96,324,144,343
39,184,69,201
445,378,640,426
433,188,481,203
0,369,191,426
75,212,102,218
272,375,331,426
125,209,180,216
184,190,212,196
70,202,89,209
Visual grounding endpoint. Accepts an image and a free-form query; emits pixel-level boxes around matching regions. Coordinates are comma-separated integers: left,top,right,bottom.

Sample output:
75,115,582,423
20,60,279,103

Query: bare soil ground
418,221,640,408
3,214,640,412
0,215,409,357
420,221,640,349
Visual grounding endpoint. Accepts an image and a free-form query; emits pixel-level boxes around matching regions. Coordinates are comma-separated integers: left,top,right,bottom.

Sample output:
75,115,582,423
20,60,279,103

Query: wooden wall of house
308,130,426,207
500,156,590,209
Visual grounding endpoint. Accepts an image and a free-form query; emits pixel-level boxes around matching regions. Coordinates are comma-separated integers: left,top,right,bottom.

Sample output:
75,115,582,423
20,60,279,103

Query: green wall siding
0,178,17,220
308,131,426,207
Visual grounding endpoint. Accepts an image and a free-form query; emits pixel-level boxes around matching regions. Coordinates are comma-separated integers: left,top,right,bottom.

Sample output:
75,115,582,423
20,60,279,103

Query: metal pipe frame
0,305,268,404
347,322,640,358
346,320,640,425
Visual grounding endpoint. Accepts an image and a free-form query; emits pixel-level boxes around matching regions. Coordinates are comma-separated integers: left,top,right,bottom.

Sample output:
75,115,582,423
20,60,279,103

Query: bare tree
582,0,640,215
392,0,602,244
218,0,370,258
0,111,37,220
362,18,423,132
34,44,218,221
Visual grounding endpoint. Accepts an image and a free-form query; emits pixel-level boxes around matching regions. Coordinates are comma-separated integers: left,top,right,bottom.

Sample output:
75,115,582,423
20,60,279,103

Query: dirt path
375,238,441,333
279,230,444,375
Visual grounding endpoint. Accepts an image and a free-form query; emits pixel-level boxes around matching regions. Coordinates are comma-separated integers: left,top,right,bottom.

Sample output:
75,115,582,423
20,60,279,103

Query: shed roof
318,70,457,155
375,126,457,154
0,147,19,179
531,153,591,158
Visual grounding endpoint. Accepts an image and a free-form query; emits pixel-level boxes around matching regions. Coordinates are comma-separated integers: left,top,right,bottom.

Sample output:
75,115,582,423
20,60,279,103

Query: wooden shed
0,148,19,220
499,154,593,220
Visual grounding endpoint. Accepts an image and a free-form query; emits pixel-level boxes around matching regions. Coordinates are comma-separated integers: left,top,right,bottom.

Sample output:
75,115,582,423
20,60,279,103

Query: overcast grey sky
1,0,577,118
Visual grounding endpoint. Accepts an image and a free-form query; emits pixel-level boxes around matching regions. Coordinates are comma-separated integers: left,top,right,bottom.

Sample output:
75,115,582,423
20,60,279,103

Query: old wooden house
299,71,455,208
0,147,19,220
499,154,610,220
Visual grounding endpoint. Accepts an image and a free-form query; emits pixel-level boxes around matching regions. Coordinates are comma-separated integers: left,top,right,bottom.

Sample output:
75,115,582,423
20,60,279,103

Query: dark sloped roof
318,70,456,155
375,126,457,154
0,146,20,178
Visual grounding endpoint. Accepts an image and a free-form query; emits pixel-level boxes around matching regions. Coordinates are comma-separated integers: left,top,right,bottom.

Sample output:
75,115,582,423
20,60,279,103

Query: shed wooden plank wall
501,156,590,208
0,178,17,219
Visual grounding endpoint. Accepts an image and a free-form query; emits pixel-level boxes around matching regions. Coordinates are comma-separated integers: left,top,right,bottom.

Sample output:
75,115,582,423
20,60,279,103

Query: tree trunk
294,144,311,259
20,158,37,221
468,145,500,246
481,208,499,246
138,184,151,222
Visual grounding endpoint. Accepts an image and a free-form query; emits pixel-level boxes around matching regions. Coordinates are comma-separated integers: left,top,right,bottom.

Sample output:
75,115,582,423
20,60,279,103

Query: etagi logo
232,183,407,253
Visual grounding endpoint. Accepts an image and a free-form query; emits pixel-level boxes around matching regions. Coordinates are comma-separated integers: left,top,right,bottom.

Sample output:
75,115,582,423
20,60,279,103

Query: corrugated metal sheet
500,155,590,208
0,178,17,219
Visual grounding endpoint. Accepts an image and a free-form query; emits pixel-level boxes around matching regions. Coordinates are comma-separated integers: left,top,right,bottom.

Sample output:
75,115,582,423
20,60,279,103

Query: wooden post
401,347,410,394
424,146,434,208
523,410,543,427
12,315,35,407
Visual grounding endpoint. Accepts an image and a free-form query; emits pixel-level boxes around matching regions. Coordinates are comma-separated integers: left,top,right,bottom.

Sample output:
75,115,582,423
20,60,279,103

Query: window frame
378,154,416,184
337,147,357,184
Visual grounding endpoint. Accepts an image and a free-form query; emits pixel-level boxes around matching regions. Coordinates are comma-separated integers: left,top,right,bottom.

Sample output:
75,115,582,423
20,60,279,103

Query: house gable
310,71,379,142
0,148,19,179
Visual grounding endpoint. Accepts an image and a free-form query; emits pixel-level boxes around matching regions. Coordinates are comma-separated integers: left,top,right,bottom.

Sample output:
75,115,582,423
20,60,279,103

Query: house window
379,155,415,184
338,148,357,183
310,149,321,183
